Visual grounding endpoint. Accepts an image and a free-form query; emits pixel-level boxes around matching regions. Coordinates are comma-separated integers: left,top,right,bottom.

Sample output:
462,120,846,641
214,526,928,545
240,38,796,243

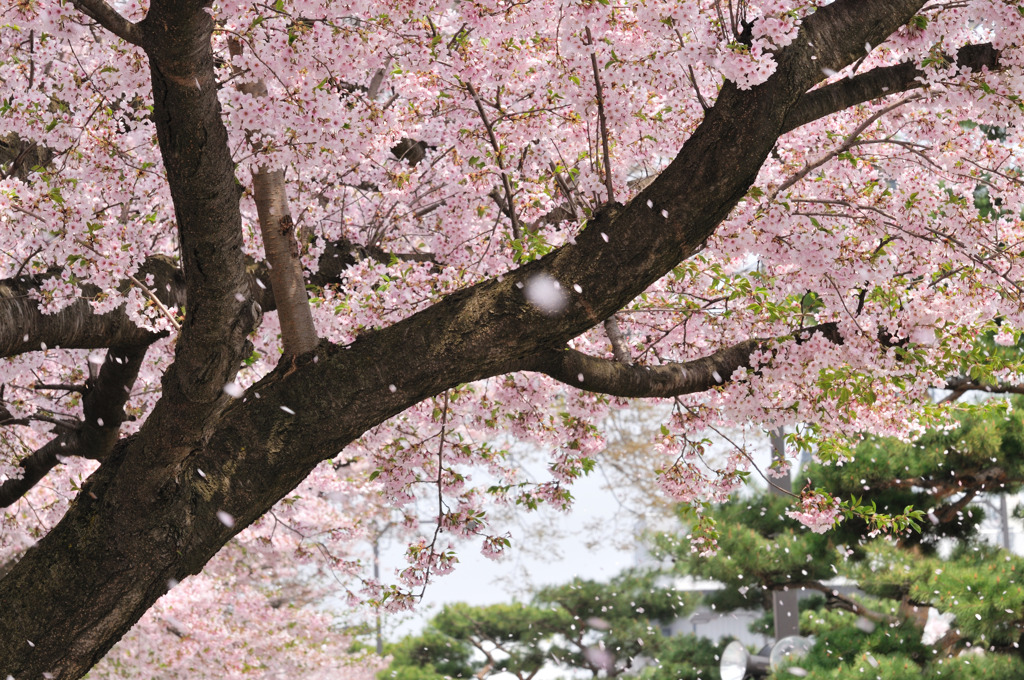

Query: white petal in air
217,510,235,528
582,646,614,671
88,351,105,370
712,370,722,383
280,405,296,415
223,381,244,398
524,273,568,315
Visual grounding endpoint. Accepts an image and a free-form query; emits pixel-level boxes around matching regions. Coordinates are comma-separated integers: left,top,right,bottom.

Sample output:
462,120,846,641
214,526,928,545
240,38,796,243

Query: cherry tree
1,0,1023,676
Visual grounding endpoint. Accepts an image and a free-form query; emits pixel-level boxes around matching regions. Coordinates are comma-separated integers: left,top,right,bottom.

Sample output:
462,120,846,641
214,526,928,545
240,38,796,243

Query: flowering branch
772,95,921,201
69,0,143,46
467,81,522,240
782,43,1001,134
585,26,615,204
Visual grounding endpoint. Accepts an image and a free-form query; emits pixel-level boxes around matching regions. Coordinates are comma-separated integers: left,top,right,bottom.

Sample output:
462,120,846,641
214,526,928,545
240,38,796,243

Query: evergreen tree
660,397,1024,678
380,571,724,680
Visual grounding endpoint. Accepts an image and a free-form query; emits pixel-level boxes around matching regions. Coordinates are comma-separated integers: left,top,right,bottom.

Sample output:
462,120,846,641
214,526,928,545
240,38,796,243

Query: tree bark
230,39,319,357
250,169,319,356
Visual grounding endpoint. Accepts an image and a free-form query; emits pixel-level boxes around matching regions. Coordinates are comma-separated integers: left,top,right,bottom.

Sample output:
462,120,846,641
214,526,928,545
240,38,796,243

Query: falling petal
524,273,568,315
217,510,235,528
583,646,615,671
855,617,876,633
280,405,296,415
223,381,244,398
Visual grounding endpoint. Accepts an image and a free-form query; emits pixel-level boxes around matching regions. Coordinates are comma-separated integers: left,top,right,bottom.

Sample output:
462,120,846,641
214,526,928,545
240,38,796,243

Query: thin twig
466,81,522,240
420,391,450,599
771,95,921,201
585,26,615,204
686,64,710,112
127,274,181,331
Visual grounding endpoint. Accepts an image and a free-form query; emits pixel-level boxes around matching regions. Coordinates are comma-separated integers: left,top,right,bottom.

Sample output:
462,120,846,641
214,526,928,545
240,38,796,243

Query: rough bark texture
0,1,950,677
141,1,254,410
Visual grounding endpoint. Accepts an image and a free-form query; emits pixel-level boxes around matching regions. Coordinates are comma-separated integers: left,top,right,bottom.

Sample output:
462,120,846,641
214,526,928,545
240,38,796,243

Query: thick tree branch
800,581,896,625
874,466,1009,511
69,0,144,46
603,316,631,364
0,345,146,507
0,257,184,358
528,340,761,398
942,376,1024,401
138,4,255,410
0,241,400,359
782,43,1001,134
525,324,842,398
